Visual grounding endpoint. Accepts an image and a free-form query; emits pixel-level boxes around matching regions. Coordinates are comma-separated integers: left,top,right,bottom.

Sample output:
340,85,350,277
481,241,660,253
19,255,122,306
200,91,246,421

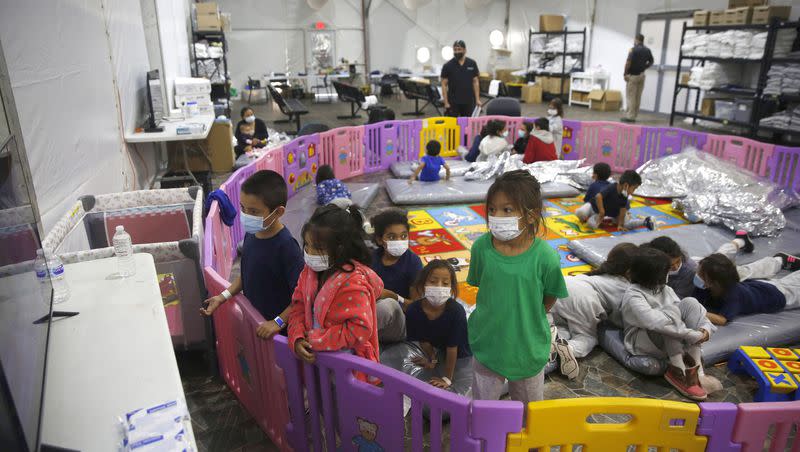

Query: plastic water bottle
33,250,49,303
46,253,70,304
113,225,136,277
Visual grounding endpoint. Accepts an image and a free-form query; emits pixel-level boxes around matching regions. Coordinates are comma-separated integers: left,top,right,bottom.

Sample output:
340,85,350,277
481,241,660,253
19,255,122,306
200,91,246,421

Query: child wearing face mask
467,170,568,405
694,252,800,326
404,260,471,390
476,119,509,162
234,106,269,158
522,117,558,164
201,170,304,341
547,98,564,158
621,247,715,401
512,123,533,154
288,204,384,382
576,169,656,232
369,209,423,343
315,164,351,206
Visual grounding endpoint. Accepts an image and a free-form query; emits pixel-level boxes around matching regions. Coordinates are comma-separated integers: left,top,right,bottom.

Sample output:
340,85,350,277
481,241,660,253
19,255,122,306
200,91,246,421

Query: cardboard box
680,73,691,85
571,91,589,104
693,10,710,26
197,14,221,31
494,69,519,84
195,2,218,16
701,98,716,117
170,121,234,173
710,11,727,25
174,77,212,95
588,90,622,112
728,0,747,7
751,6,792,24
746,0,767,6
521,84,543,103
725,7,752,25
545,77,569,94
539,15,565,32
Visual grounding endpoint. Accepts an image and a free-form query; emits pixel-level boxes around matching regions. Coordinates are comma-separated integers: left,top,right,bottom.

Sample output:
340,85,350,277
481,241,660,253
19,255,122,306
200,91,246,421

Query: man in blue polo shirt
441,40,481,117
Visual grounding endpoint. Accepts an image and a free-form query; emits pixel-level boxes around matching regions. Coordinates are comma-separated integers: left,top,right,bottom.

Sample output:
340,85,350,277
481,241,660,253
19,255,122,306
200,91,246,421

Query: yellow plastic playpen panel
419,117,460,158
506,397,707,451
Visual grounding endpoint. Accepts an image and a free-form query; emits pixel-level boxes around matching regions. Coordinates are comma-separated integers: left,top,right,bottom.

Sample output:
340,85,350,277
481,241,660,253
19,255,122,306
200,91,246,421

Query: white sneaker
556,338,580,381
549,324,558,361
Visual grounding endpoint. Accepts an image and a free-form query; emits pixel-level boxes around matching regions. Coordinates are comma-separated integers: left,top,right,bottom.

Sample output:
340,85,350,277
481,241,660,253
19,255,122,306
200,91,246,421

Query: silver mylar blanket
463,151,593,189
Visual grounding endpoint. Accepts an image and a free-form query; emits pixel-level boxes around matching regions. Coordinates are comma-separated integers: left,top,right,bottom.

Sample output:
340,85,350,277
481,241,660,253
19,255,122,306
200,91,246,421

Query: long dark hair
648,236,686,263
486,170,543,238
413,259,459,300
698,253,740,293
485,119,506,137
587,243,638,277
301,204,370,272
630,247,670,293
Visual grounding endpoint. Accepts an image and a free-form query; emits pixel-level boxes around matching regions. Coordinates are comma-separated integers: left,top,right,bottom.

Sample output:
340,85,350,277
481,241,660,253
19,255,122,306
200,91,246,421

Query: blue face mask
240,210,276,234
693,274,706,289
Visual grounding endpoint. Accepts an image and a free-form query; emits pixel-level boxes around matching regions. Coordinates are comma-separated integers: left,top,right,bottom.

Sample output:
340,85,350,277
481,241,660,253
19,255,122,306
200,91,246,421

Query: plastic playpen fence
463,115,525,148
201,116,800,451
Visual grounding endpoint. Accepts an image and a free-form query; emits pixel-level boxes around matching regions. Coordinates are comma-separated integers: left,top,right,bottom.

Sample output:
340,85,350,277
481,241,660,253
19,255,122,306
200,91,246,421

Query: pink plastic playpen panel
731,401,800,451
283,135,321,197
104,206,190,245
703,135,775,177
205,201,232,280
463,115,524,147
319,126,365,179
255,146,285,175
638,127,707,166
768,146,800,194
578,121,642,172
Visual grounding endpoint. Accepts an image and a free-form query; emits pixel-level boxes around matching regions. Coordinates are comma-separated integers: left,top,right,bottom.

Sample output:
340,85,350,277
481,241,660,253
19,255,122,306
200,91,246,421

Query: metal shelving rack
191,28,231,118
669,19,800,141
527,28,586,100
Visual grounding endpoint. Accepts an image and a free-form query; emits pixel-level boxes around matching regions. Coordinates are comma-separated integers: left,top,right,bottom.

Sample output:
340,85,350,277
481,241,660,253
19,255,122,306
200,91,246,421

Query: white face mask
547,108,558,116
621,189,629,198
244,115,256,123
488,215,523,241
517,129,526,138
385,240,409,257
668,261,682,276
424,286,451,306
502,130,509,138
304,250,331,272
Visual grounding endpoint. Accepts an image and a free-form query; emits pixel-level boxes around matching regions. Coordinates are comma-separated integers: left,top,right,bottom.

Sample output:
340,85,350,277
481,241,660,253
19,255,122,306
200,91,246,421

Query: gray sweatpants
575,202,646,230
765,270,800,310
472,358,544,405
376,298,406,343
550,277,605,358
628,297,714,359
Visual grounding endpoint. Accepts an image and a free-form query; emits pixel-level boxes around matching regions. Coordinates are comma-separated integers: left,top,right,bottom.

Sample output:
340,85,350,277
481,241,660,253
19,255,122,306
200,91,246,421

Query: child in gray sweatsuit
620,246,715,401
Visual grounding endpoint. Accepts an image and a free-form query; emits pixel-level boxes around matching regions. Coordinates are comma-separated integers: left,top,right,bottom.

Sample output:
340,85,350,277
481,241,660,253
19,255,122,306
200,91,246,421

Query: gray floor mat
389,160,472,178
283,183,379,241
385,178,579,205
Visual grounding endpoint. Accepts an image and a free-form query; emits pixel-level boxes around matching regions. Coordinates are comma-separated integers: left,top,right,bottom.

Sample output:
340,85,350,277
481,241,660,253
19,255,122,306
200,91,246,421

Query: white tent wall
0,0,157,232
155,0,193,111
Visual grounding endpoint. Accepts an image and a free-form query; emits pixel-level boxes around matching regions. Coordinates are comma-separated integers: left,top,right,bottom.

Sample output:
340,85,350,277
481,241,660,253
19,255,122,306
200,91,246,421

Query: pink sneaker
665,365,707,401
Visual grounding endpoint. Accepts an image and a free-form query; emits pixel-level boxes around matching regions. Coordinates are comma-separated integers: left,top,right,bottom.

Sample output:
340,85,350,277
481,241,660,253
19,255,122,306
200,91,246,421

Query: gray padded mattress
390,160,472,178
385,178,580,205
283,183,379,241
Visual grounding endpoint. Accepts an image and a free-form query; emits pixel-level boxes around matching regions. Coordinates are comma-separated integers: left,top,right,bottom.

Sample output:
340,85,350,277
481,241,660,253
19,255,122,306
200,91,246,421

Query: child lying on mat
576,169,656,232
369,209,423,343
694,252,800,326
315,164,351,206
620,246,716,401
550,243,638,378
404,260,471,390
410,140,450,183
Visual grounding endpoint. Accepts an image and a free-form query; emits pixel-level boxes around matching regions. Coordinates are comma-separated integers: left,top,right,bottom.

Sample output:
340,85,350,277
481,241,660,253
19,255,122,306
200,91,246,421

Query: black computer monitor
145,69,164,133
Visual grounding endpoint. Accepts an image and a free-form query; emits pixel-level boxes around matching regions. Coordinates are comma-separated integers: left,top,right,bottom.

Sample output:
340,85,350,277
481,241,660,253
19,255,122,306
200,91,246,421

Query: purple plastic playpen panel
768,145,800,194
283,135,321,197
224,164,257,252
463,115,524,147
395,119,422,163
697,403,742,452
703,135,775,177
561,119,581,161
732,401,800,451
471,400,525,452
255,146,285,175
273,334,497,452
638,127,707,166
364,121,407,172
578,121,641,172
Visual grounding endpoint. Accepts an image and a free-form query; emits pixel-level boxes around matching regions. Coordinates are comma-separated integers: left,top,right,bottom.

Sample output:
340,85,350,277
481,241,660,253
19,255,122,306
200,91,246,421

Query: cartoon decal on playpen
352,418,385,452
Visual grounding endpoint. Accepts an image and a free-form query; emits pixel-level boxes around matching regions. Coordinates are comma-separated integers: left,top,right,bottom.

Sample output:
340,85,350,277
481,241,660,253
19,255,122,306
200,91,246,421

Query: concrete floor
183,95,776,452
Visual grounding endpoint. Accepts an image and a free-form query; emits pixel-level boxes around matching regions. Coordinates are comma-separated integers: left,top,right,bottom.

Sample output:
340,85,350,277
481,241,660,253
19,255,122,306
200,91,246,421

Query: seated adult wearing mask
235,107,269,158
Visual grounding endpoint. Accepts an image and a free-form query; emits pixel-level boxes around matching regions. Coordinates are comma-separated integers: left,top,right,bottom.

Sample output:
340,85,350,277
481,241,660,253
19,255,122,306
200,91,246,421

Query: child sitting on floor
547,98,564,158
522,118,558,164
405,259,472,390
694,252,800,326
315,164,351,206
201,170,304,340
476,119,509,162
584,162,611,204
288,204,383,383
648,232,765,299
576,169,655,232
410,140,450,183
465,124,489,162
369,209,423,343
620,247,715,401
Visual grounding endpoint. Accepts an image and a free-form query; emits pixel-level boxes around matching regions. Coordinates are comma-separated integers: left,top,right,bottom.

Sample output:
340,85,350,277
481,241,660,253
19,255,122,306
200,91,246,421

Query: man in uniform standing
441,40,481,117
622,34,654,123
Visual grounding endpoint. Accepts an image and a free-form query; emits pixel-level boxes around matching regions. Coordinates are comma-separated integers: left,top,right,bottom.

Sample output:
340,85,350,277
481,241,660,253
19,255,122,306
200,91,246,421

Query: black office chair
379,74,400,98
484,97,521,117
332,81,367,119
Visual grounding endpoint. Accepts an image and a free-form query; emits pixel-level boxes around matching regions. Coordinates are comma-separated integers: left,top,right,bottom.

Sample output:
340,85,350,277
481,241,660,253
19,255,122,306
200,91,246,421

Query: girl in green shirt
467,170,568,405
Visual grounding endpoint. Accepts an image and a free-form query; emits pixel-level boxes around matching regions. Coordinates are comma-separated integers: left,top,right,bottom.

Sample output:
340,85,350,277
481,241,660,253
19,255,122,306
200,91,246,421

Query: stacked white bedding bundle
774,29,798,58
749,32,768,59
759,106,800,132
763,64,800,95
680,30,766,59
543,56,578,73
689,63,735,90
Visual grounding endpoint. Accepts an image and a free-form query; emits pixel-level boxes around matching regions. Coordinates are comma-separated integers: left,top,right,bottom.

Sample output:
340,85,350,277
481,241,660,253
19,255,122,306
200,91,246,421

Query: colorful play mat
407,195,691,306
